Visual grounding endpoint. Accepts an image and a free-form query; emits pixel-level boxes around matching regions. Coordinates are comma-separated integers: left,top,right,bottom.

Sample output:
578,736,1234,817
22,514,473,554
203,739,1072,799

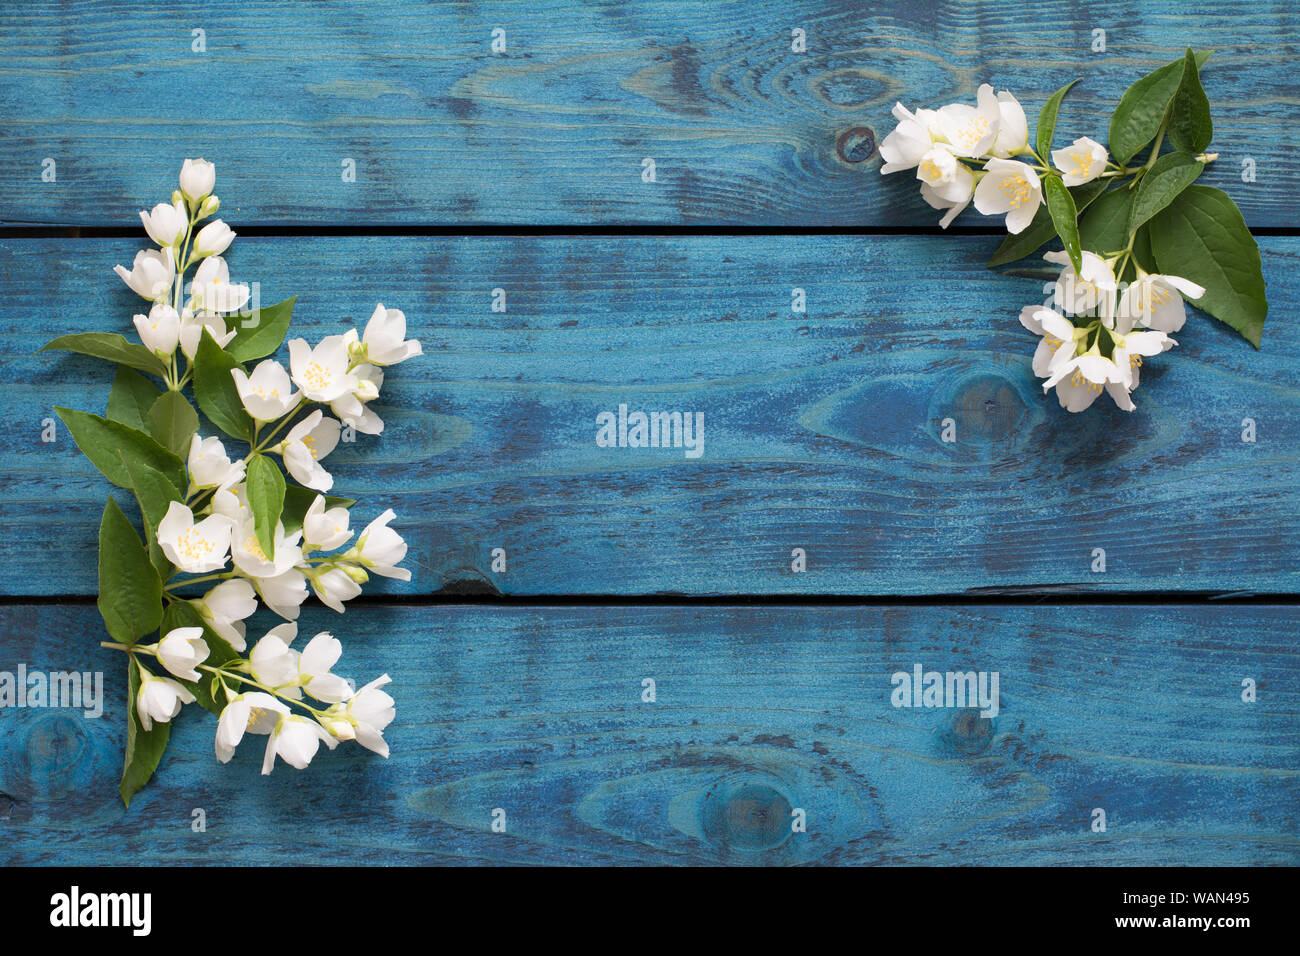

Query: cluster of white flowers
1023,251,1205,411
113,159,418,771
879,83,1110,232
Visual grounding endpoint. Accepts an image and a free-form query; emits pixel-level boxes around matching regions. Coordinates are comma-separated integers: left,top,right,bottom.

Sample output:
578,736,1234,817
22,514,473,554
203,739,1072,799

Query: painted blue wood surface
3,235,1296,597
0,0,1294,226
1,603,1295,865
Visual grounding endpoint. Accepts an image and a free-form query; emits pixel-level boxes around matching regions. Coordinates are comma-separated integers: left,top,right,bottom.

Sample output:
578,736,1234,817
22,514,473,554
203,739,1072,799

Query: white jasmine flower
193,219,235,258
215,691,288,763
990,91,1029,158
915,146,959,190
879,103,937,174
973,158,1042,233
1051,136,1109,186
1045,250,1118,317
136,669,195,732
157,501,234,574
179,158,216,203
919,164,976,228
1116,273,1206,333
253,567,309,621
140,201,187,248
188,434,244,490
1041,350,1133,413
309,565,364,613
1110,326,1178,397
192,578,257,651
248,623,301,694
937,84,1002,158
1019,306,1083,378
277,410,341,492
190,255,249,314
114,248,175,302
261,714,337,774
231,519,303,578
133,303,180,356
324,675,395,757
346,509,410,581
211,483,251,524
288,335,358,403
152,626,210,682
179,310,236,360
362,304,422,365
232,359,299,421
329,391,384,435
303,495,352,551
297,632,351,702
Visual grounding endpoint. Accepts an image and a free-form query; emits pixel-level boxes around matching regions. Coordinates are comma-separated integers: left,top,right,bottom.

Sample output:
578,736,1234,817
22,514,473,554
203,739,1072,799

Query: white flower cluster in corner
879,83,1108,232
112,159,423,773
1023,251,1203,412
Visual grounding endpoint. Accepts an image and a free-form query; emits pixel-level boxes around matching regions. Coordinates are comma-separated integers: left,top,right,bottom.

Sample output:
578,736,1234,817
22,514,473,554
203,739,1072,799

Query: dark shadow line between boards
4,224,1300,240
1,591,1295,608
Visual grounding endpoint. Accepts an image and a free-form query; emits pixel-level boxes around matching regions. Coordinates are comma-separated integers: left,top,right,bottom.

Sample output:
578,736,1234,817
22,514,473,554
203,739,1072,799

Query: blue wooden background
0,0,1297,865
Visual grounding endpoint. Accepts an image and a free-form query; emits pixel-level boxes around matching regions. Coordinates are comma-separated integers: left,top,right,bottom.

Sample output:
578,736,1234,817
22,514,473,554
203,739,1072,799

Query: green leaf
1036,79,1078,161
1109,50,1212,164
106,366,162,433
56,407,186,492
1168,48,1213,154
147,391,199,459
97,498,163,645
121,656,171,808
1042,175,1082,274
1150,185,1268,346
119,453,183,579
161,601,239,716
281,485,355,535
194,329,252,441
1130,151,1204,234
246,454,285,560
1078,186,1137,256
226,296,297,363
987,179,1109,267
40,332,168,379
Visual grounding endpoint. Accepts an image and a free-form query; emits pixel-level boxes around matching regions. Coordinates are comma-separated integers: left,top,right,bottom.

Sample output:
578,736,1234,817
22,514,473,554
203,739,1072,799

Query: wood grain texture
0,603,1294,865
3,234,1297,597
0,0,1295,226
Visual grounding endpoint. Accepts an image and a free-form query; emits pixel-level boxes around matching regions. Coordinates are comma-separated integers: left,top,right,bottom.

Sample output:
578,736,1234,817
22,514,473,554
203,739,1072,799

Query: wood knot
701,780,793,852
836,126,877,164
940,708,997,756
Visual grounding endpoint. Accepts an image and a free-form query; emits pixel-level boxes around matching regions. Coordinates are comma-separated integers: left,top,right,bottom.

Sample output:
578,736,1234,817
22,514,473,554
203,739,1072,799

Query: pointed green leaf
1109,50,1212,164
1079,186,1137,256
1129,151,1204,234
1036,79,1078,161
1150,185,1268,346
56,407,186,491
40,332,169,379
1042,175,1082,273
97,498,163,644
119,452,183,579
121,656,171,808
106,366,162,433
194,328,252,441
987,179,1109,267
1168,48,1213,154
246,453,285,560
147,391,199,459
226,296,297,363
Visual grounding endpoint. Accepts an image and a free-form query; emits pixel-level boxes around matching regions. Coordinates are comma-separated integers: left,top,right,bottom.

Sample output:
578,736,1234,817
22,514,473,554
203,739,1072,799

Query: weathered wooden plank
0,0,1294,226
0,603,1294,865
3,234,1297,597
